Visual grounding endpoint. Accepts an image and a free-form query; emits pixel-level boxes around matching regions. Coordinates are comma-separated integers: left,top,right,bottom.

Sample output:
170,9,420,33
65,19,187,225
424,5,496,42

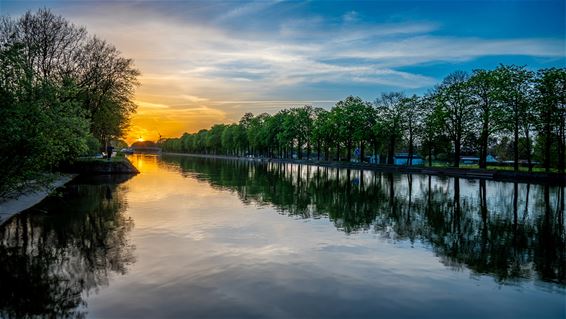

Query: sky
1,0,565,143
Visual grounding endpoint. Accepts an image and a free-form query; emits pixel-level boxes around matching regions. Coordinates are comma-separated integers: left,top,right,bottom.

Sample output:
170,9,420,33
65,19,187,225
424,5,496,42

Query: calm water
0,154,564,318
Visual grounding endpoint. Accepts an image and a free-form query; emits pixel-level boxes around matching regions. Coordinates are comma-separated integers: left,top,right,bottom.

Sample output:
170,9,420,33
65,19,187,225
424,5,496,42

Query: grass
76,155,128,163
427,161,559,173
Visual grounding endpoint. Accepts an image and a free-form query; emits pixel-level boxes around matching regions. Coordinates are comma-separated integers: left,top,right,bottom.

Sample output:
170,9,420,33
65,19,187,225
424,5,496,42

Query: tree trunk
388,138,395,165
373,142,378,165
454,139,461,168
514,117,519,172
544,121,551,172
479,118,489,169
360,142,365,163
408,132,414,166
347,140,352,162
525,129,533,173
560,113,565,173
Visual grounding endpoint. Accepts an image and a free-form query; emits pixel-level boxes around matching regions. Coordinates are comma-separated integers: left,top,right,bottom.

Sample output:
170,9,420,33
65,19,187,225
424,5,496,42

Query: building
459,154,498,165
393,153,424,166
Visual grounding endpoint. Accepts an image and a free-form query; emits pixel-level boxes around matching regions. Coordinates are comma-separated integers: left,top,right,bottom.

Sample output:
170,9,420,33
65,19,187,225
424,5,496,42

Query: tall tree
0,42,89,196
495,65,534,172
534,68,566,172
0,9,138,195
468,69,503,169
419,93,445,166
400,95,422,165
375,92,405,165
311,108,328,160
1,9,140,145
435,71,476,167
333,96,373,162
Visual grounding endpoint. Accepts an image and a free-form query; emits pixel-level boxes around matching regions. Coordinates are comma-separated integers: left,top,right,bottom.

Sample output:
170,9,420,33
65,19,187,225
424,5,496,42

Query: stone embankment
63,157,140,174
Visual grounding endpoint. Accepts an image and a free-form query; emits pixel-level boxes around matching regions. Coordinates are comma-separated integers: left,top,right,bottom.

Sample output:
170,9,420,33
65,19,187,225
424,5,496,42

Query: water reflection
0,155,563,318
0,176,135,318
166,155,565,287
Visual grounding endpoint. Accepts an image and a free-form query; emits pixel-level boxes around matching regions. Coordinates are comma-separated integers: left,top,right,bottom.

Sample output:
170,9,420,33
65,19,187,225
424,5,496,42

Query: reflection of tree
166,155,565,287
534,186,566,285
0,180,135,318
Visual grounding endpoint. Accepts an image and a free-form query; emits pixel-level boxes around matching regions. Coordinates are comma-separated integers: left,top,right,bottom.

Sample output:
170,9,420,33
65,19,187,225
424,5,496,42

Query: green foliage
534,68,566,172
0,9,139,196
375,92,405,164
0,43,89,196
85,135,102,156
159,65,566,172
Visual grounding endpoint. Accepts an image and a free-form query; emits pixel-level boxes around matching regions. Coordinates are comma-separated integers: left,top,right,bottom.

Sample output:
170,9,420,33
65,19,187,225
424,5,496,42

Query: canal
0,154,564,318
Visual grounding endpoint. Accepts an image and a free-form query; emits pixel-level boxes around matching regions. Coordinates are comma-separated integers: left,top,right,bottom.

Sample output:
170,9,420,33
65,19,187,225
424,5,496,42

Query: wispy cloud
215,0,282,22
17,0,561,141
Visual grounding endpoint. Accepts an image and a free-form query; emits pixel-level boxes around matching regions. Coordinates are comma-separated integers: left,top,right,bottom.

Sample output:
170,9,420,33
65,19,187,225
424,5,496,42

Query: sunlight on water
0,154,564,318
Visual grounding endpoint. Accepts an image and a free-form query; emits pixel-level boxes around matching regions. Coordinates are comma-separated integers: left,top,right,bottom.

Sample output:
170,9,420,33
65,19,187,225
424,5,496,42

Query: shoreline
0,157,139,226
162,152,566,185
0,174,77,226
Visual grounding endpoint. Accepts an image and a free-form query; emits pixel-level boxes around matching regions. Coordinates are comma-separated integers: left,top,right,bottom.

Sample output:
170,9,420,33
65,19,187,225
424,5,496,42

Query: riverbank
164,152,566,184
62,157,140,174
0,174,76,226
0,157,139,226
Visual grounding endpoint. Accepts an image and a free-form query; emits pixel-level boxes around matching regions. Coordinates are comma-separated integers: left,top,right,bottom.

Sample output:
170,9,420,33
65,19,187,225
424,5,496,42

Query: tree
0,42,90,196
312,109,337,160
419,93,445,166
375,92,405,164
221,124,237,155
0,9,140,145
332,96,374,162
495,65,534,172
534,68,566,172
239,112,253,154
79,37,140,144
400,95,422,165
207,124,226,154
311,108,328,160
435,71,476,167
247,113,270,156
468,69,503,169
283,107,312,159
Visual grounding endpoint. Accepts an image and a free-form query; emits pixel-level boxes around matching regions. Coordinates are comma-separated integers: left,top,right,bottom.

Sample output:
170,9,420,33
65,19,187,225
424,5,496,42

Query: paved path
0,174,76,226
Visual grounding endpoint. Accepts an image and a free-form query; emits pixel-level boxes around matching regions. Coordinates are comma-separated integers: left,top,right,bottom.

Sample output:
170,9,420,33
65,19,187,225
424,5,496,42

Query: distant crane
156,130,163,143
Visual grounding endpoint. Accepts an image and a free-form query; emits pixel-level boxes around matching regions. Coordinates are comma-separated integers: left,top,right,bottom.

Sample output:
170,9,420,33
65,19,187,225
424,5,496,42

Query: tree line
0,9,139,196
161,65,566,173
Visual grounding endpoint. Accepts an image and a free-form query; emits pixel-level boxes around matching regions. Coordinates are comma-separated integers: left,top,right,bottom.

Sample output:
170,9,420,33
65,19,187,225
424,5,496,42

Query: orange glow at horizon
125,100,232,145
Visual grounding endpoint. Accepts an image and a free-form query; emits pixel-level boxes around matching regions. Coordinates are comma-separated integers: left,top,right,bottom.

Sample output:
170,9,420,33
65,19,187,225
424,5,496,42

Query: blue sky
1,0,564,140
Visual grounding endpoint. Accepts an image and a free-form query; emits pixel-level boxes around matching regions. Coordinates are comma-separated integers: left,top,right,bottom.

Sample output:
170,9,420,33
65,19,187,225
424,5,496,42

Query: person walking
106,145,114,160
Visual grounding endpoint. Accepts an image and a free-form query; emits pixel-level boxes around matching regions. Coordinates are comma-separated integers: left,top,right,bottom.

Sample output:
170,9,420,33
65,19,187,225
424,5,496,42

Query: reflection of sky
2,1,564,142
81,155,564,318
